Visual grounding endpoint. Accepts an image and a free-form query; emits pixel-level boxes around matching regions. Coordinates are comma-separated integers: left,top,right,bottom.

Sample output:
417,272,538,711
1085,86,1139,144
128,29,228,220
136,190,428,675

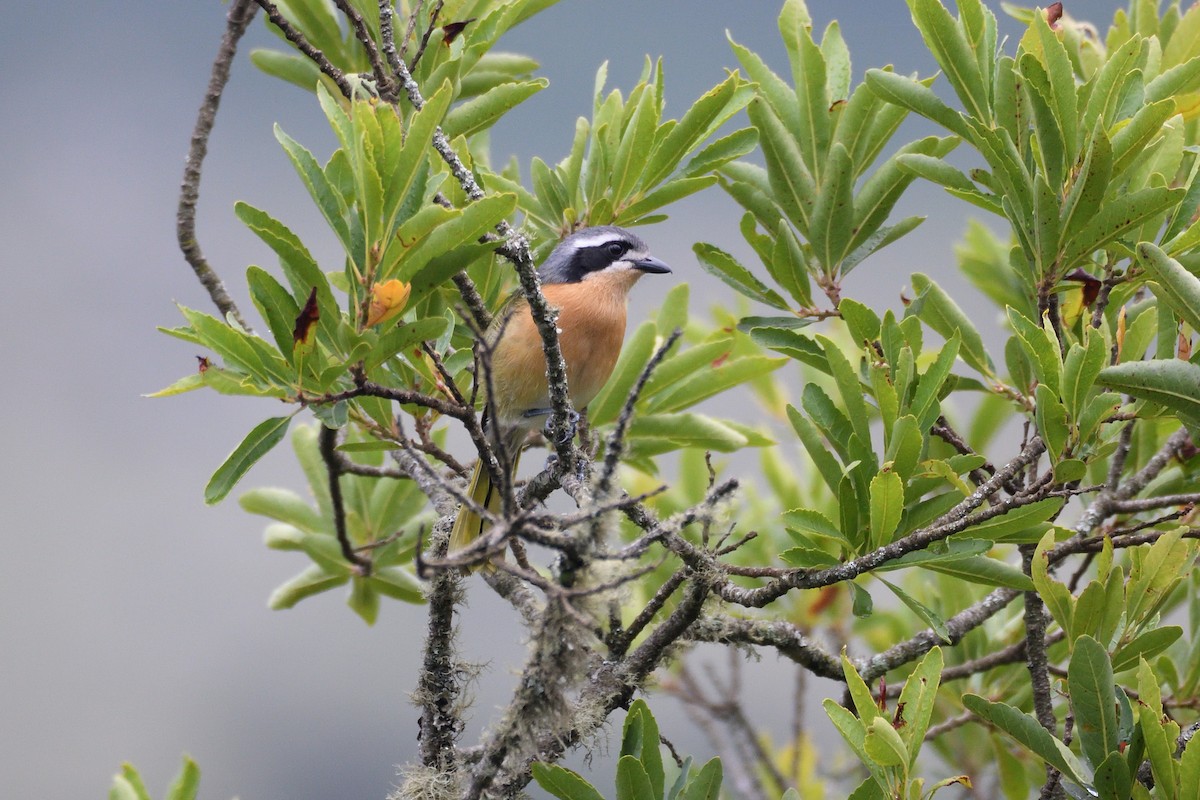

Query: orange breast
489,273,631,426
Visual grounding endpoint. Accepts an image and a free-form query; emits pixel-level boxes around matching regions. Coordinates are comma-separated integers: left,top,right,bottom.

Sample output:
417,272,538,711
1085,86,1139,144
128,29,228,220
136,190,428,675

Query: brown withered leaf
1065,268,1101,307
196,356,211,373
293,287,320,345
441,18,476,45
1046,2,1064,28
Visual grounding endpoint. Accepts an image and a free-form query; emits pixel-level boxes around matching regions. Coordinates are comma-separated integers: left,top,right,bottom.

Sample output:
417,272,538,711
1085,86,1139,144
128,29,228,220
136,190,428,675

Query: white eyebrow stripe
569,232,626,249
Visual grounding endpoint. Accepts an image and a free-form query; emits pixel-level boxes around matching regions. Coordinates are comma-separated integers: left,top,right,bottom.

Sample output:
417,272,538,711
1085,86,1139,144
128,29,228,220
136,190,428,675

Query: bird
449,225,672,564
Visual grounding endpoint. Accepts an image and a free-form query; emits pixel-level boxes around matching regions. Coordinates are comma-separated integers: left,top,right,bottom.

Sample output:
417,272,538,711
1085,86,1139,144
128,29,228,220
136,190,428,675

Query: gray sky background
1,2,1126,798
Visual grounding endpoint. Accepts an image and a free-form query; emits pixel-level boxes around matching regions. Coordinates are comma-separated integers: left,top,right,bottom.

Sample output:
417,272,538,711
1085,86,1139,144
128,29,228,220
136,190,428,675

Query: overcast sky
1,2,1126,798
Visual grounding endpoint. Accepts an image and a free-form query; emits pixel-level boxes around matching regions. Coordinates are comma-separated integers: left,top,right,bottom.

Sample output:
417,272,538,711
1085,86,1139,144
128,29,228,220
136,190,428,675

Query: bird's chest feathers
491,272,632,419
551,279,629,401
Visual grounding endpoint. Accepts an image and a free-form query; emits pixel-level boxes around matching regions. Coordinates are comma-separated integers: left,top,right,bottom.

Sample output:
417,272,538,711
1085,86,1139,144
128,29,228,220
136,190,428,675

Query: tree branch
177,0,256,329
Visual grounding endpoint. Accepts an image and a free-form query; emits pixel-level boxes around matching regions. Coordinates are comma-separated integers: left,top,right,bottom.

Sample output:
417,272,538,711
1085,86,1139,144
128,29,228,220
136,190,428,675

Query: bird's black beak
634,256,672,274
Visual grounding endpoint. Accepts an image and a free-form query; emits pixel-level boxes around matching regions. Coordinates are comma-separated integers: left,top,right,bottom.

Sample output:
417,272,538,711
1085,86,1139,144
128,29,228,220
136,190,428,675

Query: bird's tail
449,444,522,568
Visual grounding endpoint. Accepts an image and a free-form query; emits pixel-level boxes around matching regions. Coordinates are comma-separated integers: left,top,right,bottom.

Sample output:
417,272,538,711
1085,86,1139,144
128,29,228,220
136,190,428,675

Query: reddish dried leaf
441,18,476,45
196,356,211,373
293,286,320,345
808,585,838,615
1065,268,1101,307
1046,2,1064,28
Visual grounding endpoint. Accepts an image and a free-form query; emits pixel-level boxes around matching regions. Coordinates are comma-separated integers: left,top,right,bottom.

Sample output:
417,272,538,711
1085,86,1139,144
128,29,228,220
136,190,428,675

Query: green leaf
864,716,909,767
620,176,717,223
645,356,786,414
1069,635,1119,771
920,556,1035,590
390,196,516,283
363,317,450,372
909,333,961,429
1062,186,1184,270
841,650,882,723
878,576,950,642
1180,734,1200,800
908,0,991,121
611,84,661,204
908,273,993,374
239,487,326,533
234,202,339,347
622,700,665,800
111,764,152,800
1031,529,1075,635
369,567,424,604
681,128,759,179
745,97,816,231
206,415,294,504
897,646,943,758
164,755,201,800
863,69,973,139
1008,308,1062,396
275,124,355,258
627,413,753,453
1059,127,1112,250
679,758,722,800
533,763,606,800
1141,703,1180,798
895,153,977,193
642,338,735,400
1110,99,1178,176
959,497,1064,543
962,695,1090,786
1127,528,1194,627
809,143,854,271
1035,384,1070,461
1136,242,1200,334
784,507,846,544
443,79,548,140
693,243,789,309
1112,626,1184,674
616,755,656,800
178,306,291,386
247,265,301,363
250,49,323,92
849,581,874,616
1032,12,1078,156
818,335,872,449
787,404,845,494
1093,751,1133,800
644,74,750,186
869,470,904,548
588,321,661,426
268,564,349,609
730,31,801,140
1097,360,1200,425
1062,332,1107,422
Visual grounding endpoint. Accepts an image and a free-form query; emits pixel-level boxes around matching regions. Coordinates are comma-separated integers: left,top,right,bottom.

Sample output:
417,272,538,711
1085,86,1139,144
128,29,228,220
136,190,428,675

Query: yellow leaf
365,279,412,327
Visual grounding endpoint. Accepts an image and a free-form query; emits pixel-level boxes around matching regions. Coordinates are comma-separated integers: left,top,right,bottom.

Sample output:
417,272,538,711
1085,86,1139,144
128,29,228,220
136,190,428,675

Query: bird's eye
607,241,627,258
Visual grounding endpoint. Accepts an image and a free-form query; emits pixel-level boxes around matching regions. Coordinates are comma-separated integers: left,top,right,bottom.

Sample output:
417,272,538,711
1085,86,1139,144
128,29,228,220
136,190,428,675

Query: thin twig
254,0,355,97
318,425,373,574
177,0,256,329
332,0,393,94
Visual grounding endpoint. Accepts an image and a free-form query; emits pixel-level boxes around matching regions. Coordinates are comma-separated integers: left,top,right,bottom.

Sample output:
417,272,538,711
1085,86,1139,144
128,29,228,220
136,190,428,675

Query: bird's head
537,226,671,286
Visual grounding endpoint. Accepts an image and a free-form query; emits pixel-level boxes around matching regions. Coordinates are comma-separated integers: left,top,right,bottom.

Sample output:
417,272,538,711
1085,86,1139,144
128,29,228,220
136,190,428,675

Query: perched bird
449,226,672,561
